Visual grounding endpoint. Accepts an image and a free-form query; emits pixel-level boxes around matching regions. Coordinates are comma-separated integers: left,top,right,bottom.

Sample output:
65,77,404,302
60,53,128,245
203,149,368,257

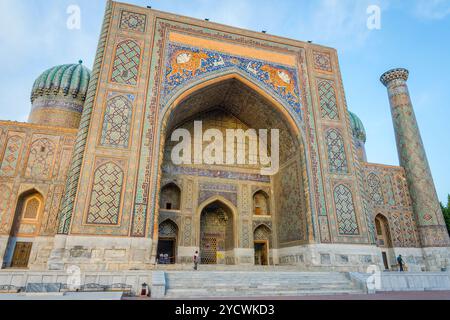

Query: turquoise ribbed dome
31,61,91,103
349,111,367,143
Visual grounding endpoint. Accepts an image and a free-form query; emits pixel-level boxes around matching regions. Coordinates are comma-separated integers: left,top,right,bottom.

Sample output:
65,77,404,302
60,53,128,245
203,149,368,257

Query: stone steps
163,271,364,298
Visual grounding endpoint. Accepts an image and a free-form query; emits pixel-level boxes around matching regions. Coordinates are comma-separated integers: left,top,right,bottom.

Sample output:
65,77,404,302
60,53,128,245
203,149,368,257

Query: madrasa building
0,0,449,274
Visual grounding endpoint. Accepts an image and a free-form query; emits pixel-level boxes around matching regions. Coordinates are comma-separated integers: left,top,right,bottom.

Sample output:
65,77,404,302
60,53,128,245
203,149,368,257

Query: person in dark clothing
193,251,199,271
397,255,405,272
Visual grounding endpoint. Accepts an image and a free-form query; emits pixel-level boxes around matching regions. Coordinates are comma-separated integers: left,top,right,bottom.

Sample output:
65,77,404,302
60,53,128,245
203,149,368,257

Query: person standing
193,251,199,271
397,254,405,272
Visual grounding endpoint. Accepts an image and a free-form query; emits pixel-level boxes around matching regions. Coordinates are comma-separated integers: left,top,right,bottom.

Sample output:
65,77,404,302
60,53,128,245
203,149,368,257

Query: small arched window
160,183,181,210
253,191,270,216
23,196,41,220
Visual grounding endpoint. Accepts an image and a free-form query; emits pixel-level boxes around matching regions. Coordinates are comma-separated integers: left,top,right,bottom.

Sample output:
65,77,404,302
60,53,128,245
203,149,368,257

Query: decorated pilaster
380,68,450,252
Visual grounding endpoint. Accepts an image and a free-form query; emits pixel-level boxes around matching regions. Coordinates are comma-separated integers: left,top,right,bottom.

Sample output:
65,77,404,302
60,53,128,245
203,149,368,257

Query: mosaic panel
326,128,348,174
25,138,56,179
119,10,146,33
313,51,332,73
334,184,359,235
42,186,64,236
0,135,24,176
183,216,192,246
317,79,339,120
86,161,124,225
100,93,134,148
111,39,141,86
0,184,12,234
401,212,419,247
395,174,411,207
367,173,384,205
275,160,307,243
254,225,272,247
163,164,270,183
57,148,73,180
241,221,250,248
159,219,178,238
383,174,396,206
389,212,403,247
318,215,331,243
163,43,301,116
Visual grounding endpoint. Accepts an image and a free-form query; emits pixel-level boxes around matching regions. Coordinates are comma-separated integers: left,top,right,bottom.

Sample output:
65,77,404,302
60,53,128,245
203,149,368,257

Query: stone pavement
125,291,450,300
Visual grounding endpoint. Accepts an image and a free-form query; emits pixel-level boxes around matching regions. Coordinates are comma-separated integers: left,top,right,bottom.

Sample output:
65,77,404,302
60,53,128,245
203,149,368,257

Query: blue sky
0,0,449,202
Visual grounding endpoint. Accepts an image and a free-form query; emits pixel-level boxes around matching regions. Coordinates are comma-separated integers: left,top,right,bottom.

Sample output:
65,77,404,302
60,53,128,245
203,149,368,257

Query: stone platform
1,267,450,299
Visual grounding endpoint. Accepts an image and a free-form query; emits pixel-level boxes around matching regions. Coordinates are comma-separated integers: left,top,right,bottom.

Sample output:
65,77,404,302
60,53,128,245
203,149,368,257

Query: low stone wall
350,271,450,293
0,270,152,296
378,272,450,292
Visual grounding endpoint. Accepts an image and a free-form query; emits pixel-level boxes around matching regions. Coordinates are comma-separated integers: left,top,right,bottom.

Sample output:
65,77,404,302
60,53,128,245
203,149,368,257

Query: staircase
164,271,365,298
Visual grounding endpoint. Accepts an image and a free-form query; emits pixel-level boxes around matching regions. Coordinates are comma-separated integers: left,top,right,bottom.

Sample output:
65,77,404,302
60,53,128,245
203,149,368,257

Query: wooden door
11,242,32,268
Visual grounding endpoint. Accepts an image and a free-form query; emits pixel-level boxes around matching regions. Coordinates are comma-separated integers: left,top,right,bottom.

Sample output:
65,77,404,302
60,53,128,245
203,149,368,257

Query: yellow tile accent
169,32,297,66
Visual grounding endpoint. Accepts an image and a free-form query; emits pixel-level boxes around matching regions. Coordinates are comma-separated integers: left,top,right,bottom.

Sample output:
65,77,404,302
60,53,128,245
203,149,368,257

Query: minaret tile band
381,68,450,247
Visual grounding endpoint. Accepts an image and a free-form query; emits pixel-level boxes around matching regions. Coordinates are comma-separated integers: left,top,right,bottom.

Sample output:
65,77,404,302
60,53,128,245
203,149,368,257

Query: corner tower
380,68,450,266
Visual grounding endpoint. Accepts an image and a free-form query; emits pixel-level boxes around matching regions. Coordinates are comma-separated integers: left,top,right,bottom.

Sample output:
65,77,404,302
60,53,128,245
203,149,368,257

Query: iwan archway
197,198,236,265
153,72,312,265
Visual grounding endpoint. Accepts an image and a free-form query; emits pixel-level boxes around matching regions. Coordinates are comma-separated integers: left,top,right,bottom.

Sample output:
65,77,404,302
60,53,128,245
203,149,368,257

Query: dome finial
78,60,83,64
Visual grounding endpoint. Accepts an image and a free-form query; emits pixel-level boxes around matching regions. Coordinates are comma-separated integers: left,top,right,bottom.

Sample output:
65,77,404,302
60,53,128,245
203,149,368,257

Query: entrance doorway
253,224,272,265
200,200,234,265
157,220,178,264
11,242,32,268
381,252,389,270
254,241,268,265
375,214,394,270
157,239,176,264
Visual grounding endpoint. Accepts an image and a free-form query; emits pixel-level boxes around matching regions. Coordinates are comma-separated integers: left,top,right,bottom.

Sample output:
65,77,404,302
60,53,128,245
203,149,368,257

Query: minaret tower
380,68,450,268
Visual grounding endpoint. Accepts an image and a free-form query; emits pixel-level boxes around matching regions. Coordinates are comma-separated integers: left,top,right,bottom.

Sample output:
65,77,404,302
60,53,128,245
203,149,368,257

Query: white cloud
413,0,450,20
289,0,391,51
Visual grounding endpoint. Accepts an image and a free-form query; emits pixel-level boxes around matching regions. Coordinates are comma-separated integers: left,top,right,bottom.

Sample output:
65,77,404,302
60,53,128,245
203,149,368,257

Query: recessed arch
196,197,237,265
160,182,181,211
3,189,44,268
253,224,272,265
11,189,45,234
374,213,394,270
150,71,312,242
157,219,179,264
253,190,270,216
253,222,272,233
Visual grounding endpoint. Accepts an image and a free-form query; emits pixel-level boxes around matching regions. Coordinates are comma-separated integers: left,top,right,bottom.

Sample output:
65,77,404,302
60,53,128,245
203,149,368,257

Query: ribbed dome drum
29,61,91,128
348,111,367,162
349,111,367,143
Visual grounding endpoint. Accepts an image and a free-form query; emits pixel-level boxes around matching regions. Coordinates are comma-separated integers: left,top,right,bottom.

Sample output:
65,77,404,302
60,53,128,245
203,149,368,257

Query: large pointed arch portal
148,71,312,264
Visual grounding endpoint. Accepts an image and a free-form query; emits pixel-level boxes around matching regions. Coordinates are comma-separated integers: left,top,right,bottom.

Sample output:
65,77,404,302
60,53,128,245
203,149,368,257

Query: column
380,68,450,249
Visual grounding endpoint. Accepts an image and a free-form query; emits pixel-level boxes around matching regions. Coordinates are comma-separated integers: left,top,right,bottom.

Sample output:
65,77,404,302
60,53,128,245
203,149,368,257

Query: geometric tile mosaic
313,51,332,73
318,79,339,120
0,135,23,176
100,94,134,148
111,40,141,86
25,138,56,179
119,10,146,33
334,184,359,235
326,128,348,174
367,173,384,205
86,162,124,225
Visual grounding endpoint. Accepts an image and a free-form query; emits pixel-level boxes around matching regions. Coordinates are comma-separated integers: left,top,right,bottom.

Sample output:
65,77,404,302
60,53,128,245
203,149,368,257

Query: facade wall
363,163,426,270
0,1,447,273
0,121,76,269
